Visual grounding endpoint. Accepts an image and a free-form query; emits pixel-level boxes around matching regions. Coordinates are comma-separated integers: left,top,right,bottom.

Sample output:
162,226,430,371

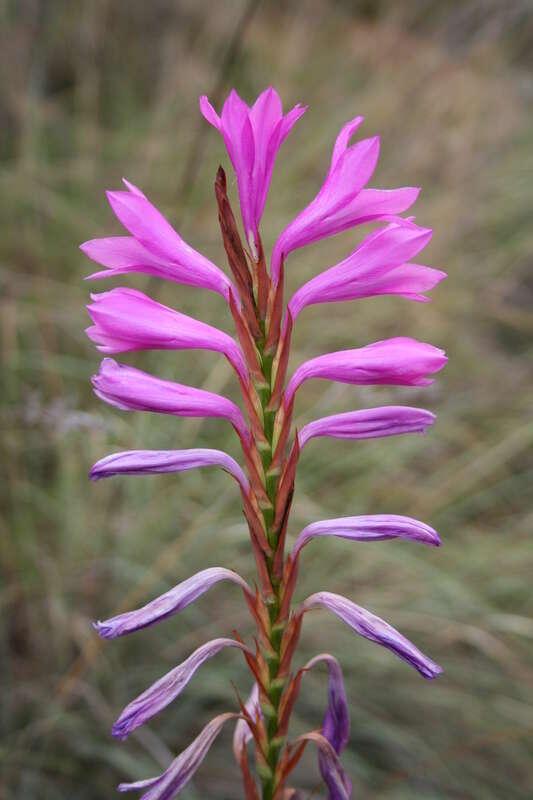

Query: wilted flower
83,87,446,799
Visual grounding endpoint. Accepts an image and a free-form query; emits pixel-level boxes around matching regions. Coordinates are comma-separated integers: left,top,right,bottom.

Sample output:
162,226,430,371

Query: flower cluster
83,87,446,800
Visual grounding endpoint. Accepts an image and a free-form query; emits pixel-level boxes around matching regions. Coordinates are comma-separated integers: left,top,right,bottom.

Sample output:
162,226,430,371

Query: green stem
255,337,287,800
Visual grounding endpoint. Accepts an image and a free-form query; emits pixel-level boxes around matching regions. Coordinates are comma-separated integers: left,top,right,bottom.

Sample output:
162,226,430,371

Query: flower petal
86,287,247,380
81,181,233,301
285,338,447,406
271,116,385,283
301,592,442,680
94,567,250,639
118,712,238,798
201,88,305,251
293,731,352,800
304,654,350,755
113,639,250,739
288,222,444,319
293,514,441,558
90,448,249,494
92,358,250,444
298,406,436,449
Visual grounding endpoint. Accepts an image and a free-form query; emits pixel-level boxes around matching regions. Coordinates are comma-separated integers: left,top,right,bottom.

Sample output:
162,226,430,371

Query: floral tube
300,592,442,680
87,288,247,380
285,337,447,406
90,448,250,494
298,405,436,449
92,358,250,444
94,567,251,639
82,180,234,300
113,638,251,739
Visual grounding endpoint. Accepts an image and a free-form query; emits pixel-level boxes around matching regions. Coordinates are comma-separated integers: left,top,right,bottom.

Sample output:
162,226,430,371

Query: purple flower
92,358,250,444
90,448,250,494
200,88,306,254
293,732,352,800
81,180,234,301
118,712,238,799
285,338,447,406
293,515,441,558
288,222,446,319
86,288,247,381
301,592,442,680
304,654,350,755
94,567,250,639
298,405,436,449
271,116,419,284
113,638,250,739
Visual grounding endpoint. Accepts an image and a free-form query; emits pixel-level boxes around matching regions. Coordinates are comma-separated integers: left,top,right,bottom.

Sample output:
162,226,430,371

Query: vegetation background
2,1,532,797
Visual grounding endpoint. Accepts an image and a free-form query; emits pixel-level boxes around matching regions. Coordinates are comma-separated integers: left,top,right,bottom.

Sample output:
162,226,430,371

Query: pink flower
271,117,419,283
285,338,447,406
81,180,234,300
86,288,247,380
298,406,436,449
200,87,306,255
288,221,446,319
92,358,250,444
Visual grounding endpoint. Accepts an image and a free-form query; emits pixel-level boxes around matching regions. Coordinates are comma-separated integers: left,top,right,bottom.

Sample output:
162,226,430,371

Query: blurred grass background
1,1,533,797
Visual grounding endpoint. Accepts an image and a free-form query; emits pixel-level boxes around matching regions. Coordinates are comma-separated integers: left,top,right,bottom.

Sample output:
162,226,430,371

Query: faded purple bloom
200,88,306,255
301,592,442,680
113,638,250,739
81,180,234,301
305,654,350,755
298,406,436,449
90,448,250,494
293,515,441,558
233,683,261,760
86,288,247,381
92,358,250,444
285,338,447,406
94,567,250,639
271,116,419,284
288,222,445,319
294,732,352,800
118,712,238,799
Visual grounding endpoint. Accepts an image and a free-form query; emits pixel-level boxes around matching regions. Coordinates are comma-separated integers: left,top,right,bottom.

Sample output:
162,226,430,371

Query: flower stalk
83,87,446,800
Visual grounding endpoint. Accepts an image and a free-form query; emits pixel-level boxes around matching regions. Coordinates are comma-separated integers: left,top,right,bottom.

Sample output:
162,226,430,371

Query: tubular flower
81,180,234,301
200,87,306,255
298,405,436,449
84,89,446,799
86,288,247,380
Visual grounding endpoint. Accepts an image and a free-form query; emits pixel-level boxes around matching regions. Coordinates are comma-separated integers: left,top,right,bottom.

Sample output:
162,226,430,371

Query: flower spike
85,89,446,799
